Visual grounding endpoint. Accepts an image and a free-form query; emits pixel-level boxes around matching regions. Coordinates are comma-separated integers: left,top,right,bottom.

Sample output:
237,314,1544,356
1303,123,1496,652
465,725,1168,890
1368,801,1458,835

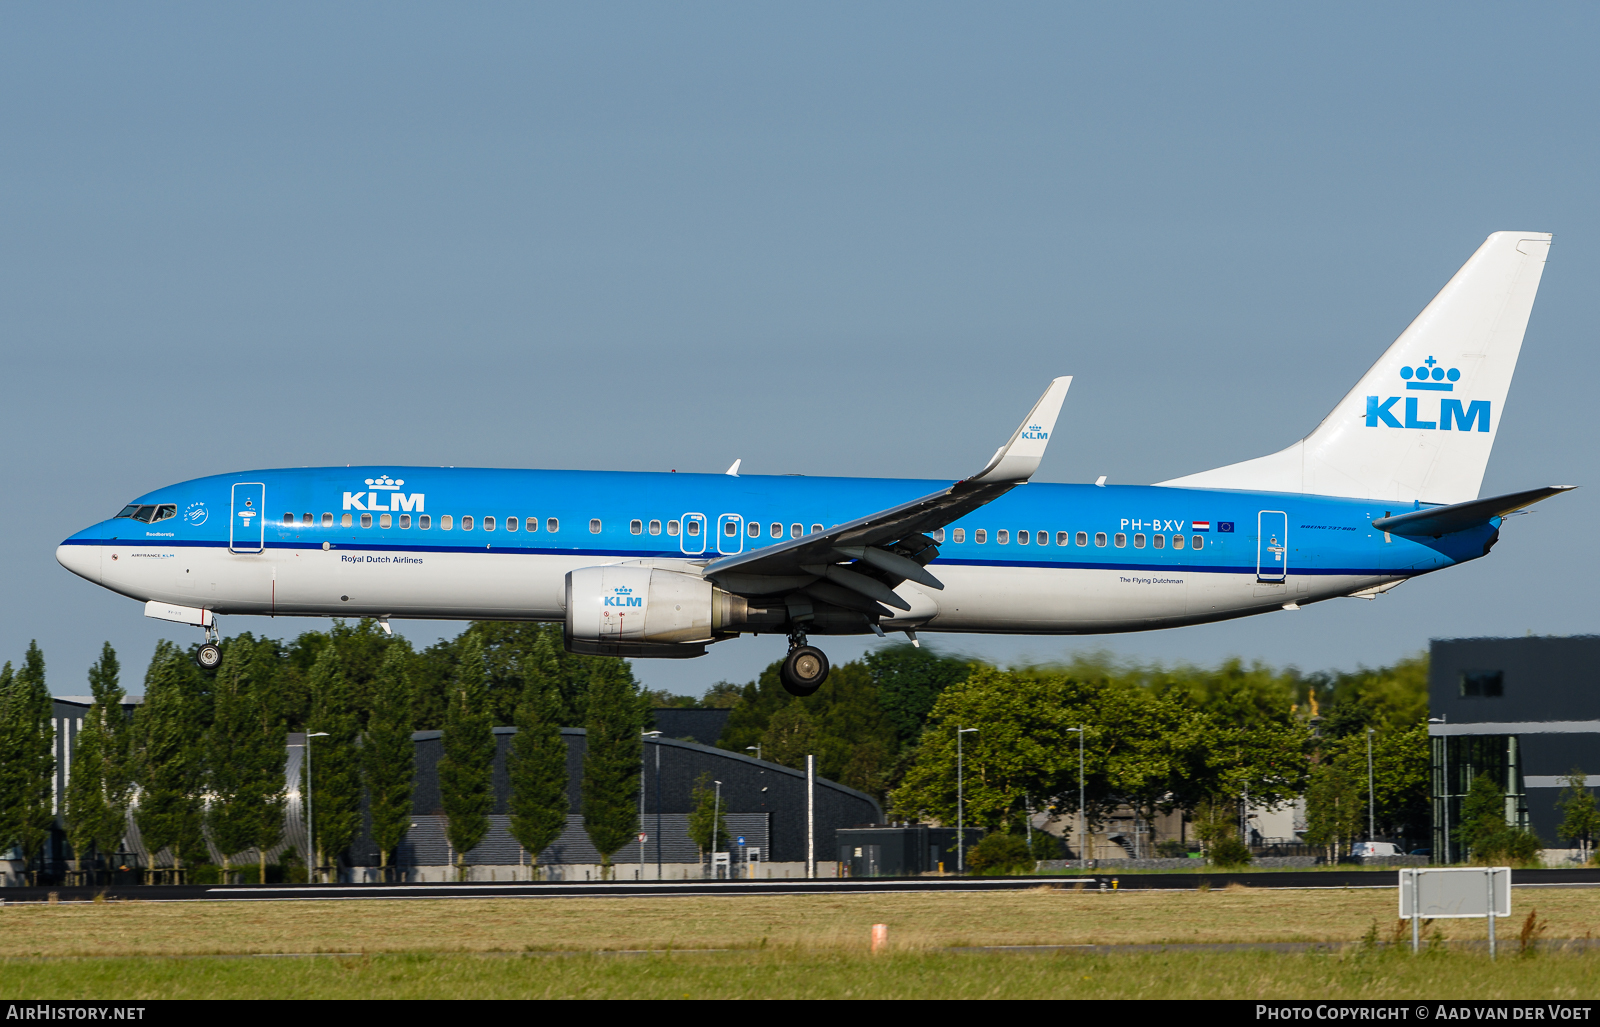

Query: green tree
439,634,495,879
1556,770,1600,865
581,659,642,878
133,642,206,880
64,644,130,882
0,646,55,882
508,633,568,878
1304,758,1364,862
966,833,1033,875
205,642,261,880
1457,772,1508,861
306,646,362,879
239,639,288,885
686,771,728,861
364,644,416,878
761,702,818,771
863,643,972,750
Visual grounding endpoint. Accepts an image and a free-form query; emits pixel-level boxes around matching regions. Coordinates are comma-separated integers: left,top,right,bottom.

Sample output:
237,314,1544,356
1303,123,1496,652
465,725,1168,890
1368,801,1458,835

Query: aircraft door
716,514,744,555
1256,510,1288,583
679,513,707,555
230,483,266,554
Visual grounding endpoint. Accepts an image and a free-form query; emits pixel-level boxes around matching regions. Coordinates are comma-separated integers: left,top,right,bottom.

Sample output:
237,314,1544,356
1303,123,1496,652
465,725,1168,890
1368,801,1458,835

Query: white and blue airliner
58,232,1571,695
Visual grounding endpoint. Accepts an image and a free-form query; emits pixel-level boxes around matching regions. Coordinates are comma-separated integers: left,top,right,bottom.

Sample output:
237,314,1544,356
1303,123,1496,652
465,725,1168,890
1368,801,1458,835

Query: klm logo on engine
1020,423,1049,440
343,475,425,512
605,586,643,608
1365,357,1489,432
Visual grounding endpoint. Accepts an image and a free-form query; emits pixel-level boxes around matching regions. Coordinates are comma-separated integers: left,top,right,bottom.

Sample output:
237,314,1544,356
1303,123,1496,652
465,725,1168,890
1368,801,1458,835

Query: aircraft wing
1371,485,1576,538
704,378,1071,599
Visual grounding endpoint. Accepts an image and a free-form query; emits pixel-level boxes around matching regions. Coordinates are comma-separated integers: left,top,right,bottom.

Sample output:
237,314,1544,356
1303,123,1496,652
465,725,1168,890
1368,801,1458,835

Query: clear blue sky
6,3,1597,697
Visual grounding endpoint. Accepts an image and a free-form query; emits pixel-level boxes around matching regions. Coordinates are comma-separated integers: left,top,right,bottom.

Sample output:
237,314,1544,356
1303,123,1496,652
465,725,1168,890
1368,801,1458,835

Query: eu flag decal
1218,522,1234,533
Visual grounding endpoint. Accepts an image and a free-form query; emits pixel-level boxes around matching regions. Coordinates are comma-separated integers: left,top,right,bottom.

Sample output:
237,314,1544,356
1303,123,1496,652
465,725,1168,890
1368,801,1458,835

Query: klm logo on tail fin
1367,359,1490,432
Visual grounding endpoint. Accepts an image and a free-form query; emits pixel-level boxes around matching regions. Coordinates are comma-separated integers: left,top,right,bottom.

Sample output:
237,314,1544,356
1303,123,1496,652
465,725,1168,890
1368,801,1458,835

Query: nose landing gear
780,630,830,697
194,620,222,671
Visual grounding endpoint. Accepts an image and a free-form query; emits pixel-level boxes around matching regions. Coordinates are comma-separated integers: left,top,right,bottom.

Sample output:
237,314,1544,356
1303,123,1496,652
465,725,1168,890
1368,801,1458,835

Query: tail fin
1157,231,1552,505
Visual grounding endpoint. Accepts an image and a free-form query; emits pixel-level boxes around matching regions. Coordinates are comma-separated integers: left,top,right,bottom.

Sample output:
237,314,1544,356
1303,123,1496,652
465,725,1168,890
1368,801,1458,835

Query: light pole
642,731,661,879
1066,727,1085,866
957,727,978,874
303,731,329,883
712,780,723,879
1367,727,1376,844
1429,716,1448,863
744,744,762,762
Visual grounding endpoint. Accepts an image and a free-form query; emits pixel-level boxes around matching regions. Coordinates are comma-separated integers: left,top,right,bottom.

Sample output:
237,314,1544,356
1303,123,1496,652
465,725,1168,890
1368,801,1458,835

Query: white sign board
1399,867,1510,920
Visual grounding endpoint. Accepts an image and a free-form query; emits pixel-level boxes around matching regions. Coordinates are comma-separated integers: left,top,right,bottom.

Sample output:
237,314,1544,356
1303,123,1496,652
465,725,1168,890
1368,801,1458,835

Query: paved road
5,867,1599,903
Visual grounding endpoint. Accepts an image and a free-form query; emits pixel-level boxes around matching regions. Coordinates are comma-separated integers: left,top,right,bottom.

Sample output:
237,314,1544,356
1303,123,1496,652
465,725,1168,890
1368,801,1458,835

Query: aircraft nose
56,541,101,584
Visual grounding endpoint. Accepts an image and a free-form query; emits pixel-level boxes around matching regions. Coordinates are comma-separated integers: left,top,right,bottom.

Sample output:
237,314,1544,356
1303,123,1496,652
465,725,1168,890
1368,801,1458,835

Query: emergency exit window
685,520,698,536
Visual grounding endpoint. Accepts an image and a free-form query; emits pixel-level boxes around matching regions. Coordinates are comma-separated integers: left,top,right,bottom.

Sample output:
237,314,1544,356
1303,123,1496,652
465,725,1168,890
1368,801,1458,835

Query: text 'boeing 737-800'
57,232,1572,695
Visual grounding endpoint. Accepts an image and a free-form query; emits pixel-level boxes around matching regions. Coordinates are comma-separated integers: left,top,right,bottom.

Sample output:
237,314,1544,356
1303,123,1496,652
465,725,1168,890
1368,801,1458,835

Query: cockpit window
116,504,176,524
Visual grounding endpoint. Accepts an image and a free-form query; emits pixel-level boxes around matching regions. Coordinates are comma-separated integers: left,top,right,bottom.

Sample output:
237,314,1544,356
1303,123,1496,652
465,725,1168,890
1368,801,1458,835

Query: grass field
2,887,1597,998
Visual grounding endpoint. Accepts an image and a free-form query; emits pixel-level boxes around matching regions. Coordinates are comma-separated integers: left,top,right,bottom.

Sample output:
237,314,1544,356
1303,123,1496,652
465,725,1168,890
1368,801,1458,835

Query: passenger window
649,520,661,535
748,520,759,538
631,520,643,535
975,529,987,544
303,513,314,525
811,524,823,535
526,517,537,533
1172,533,1184,549
1057,531,1069,546
668,520,680,536
589,518,601,534
1191,535,1203,550
934,528,945,543
483,516,495,532
1114,533,1126,548
420,514,431,530
547,518,559,533
1153,534,1165,549
462,515,474,531
725,521,738,537
506,517,518,532
1016,529,1028,545
953,528,965,543
1133,533,1145,549
686,520,698,537
771,522,782,538
441,515,453,530
380,513,392,529
997,529,1009,544
791,523,802,538
342,513,353,528
361,513,373,528
1037,530,1048,546
1076,531,1088,547
283,513,295,525
1094,532,1106,547
400,514,411,529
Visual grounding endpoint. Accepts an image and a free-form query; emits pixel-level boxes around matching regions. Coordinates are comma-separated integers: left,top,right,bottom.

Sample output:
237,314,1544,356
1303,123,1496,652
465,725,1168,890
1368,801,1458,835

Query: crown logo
1400,356,1460,392
613,586,633,595
365,475,405,490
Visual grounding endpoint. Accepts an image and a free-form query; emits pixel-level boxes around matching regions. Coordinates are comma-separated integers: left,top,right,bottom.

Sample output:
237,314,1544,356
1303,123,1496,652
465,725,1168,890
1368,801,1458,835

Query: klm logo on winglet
1020,424,1049,440
605,586,642,608
1366,358,1489,432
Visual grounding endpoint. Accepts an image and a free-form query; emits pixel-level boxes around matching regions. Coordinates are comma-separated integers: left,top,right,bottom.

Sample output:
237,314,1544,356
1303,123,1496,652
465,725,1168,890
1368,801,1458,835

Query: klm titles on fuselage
343,476,424,513
1366,358,1490,432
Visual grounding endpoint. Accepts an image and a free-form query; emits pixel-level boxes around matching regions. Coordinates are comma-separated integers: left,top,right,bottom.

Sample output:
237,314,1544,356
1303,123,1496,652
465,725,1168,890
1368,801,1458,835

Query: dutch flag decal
1192,521,1211,532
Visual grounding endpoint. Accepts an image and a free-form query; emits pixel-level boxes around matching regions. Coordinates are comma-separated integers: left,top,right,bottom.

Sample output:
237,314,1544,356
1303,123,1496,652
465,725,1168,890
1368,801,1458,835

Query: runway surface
6,867,1600,903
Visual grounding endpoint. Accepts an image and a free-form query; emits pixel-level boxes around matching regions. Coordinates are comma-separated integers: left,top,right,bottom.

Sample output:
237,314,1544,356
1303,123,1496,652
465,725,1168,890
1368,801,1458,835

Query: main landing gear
194,620,222,671
780,630,830,697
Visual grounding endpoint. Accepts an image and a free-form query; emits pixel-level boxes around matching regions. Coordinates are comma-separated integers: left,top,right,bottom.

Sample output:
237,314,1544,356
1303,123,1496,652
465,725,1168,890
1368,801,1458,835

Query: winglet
725,459,741,477
966,377,1072,485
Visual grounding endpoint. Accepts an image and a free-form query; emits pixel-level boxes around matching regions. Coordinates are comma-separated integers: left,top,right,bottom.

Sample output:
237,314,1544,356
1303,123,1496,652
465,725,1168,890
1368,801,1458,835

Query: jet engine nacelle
564,565,755,658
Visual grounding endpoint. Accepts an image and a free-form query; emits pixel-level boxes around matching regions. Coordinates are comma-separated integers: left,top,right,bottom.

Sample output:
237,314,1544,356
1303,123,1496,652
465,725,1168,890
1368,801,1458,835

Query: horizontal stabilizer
1372,485,1576,537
